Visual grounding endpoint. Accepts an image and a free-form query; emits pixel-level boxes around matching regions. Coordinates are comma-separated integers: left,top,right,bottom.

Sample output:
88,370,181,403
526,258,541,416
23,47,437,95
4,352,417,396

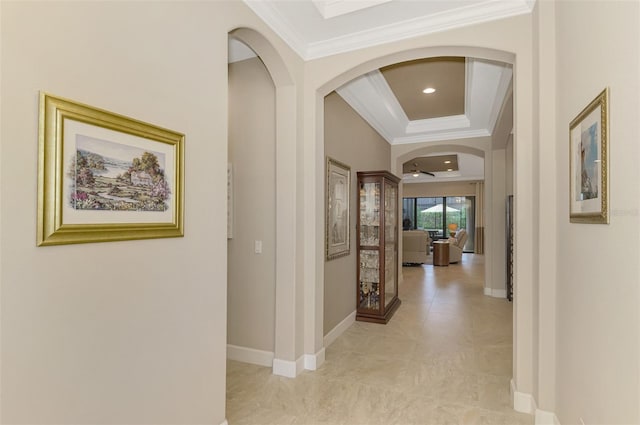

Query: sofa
449,229,468,263
402,230,431,264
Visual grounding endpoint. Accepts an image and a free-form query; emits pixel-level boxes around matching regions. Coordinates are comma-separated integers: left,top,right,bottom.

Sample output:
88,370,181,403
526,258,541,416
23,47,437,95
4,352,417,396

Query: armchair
449,229,468,263
402,230,431,264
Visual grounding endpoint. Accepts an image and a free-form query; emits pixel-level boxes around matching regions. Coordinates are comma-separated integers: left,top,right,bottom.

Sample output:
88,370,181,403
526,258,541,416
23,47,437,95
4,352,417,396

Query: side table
433,240,450,266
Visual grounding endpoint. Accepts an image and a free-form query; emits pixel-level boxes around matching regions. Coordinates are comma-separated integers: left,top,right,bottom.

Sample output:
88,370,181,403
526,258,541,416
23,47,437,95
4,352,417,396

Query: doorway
403,195,476,251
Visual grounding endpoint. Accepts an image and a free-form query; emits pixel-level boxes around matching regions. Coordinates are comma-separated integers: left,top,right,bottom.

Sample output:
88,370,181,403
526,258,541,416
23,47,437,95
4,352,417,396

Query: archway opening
314,49,517,389
226,28,299,380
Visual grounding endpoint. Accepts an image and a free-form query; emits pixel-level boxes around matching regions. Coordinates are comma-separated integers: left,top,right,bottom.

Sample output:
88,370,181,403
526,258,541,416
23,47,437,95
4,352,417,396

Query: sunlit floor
226,254,533,424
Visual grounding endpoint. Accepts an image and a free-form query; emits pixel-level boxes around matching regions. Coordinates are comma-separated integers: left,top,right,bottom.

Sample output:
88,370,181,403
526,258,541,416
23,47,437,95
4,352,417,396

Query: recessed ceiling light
422,87,436,94
447,168,453,172
444,160,451,164
412,172,420,178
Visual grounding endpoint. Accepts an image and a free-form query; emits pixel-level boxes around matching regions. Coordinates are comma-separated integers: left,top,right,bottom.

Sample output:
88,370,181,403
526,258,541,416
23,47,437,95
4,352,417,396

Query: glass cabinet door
384,182,397,307
359,250,379,310
356,171,401,324
359,182,380,246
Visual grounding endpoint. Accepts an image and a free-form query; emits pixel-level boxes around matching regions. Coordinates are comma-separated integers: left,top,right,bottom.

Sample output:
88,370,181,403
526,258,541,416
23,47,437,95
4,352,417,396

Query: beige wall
532,0,553,412
323,92,390,335
228,57,276,353
0,2,303,423
8,2,639,423
554,1,640,423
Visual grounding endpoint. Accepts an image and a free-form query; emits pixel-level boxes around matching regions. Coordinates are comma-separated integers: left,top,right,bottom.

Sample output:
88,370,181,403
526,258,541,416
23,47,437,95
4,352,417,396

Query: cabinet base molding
356,297,401,324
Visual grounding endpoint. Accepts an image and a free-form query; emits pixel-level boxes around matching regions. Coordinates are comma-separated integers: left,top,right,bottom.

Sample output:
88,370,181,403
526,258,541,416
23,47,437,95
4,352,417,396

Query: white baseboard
272,355,305,378
510,379,560,424
511,379,537,414
324,310,356,348
227,344,274,367
304,347,325,370
272,358,297,378
535,409,561,425
484,287,507,298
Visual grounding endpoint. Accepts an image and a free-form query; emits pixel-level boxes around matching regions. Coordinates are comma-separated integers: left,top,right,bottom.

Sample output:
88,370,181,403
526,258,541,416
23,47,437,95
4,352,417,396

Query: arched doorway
306,45,532,407
227,28,299,377
393,142,508,298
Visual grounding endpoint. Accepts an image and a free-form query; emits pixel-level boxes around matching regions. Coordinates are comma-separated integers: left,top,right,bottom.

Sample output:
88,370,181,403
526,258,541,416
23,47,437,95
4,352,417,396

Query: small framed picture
38,92,185,245
569,88,609,224
326,157,351,260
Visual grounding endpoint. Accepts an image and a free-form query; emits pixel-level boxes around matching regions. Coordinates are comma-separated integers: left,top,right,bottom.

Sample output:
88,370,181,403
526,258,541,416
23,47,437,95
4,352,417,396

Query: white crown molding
392,128,491,145
368,71,409,124
336,58,509,147
465,58,474,115
312,0,393,19
403,174,484,184
245,1,534,60
305,0,534,60
406,114,470,134
243,1,308,59
487,66,513,133
336,72,405,143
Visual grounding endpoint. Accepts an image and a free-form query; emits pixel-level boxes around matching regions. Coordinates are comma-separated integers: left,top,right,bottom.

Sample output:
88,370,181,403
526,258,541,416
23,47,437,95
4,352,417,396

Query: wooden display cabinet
356,171,401,323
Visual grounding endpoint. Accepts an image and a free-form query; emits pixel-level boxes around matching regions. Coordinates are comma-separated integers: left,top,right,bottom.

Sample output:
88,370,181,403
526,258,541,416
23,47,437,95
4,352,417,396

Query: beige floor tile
226,254,533,425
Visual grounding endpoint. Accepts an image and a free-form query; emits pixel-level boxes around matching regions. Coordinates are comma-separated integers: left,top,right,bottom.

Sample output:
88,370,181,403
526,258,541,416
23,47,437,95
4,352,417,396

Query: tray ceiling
232,0,525,183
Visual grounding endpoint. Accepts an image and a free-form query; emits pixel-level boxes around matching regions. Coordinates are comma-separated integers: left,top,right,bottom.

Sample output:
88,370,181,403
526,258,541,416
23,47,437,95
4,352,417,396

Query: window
402,196,475,252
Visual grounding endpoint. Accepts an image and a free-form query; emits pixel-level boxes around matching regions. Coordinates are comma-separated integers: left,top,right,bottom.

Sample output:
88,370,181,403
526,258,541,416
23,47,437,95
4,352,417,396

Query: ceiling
381,58,466,121
232,0,528,183
243,0,534,60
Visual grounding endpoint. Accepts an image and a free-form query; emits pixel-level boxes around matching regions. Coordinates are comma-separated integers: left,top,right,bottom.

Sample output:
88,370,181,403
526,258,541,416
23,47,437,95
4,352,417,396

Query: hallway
226,255,533,424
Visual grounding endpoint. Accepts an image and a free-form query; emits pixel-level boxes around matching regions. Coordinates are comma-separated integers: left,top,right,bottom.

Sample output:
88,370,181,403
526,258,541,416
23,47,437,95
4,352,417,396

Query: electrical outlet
254,240,262,254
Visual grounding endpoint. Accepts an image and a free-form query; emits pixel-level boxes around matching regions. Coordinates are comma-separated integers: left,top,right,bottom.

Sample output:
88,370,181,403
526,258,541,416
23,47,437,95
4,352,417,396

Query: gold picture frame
326,157,350,260
569,88,609,224
38,92,185,246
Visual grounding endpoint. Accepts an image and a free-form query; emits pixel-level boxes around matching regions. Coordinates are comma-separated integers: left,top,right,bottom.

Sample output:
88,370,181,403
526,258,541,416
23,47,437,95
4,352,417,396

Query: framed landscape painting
326,157,350,260
569,88,609,224
38,92,184,246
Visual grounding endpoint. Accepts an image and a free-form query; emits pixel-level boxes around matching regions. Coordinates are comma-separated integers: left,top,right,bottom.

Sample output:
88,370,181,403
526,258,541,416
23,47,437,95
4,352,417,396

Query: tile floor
226,254,533,424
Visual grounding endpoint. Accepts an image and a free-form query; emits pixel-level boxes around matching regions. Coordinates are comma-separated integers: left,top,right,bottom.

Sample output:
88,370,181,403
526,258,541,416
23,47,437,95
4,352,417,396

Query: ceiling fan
408,162,435,177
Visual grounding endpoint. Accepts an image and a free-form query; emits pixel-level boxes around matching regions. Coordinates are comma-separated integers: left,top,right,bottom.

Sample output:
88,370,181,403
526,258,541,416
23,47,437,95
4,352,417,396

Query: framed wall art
326,157,351,260
37,92,185,246
569,88,609,224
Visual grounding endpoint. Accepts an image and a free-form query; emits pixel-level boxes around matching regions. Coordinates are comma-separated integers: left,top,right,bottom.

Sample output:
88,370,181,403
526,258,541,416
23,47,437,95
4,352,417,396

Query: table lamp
448,223,458,237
